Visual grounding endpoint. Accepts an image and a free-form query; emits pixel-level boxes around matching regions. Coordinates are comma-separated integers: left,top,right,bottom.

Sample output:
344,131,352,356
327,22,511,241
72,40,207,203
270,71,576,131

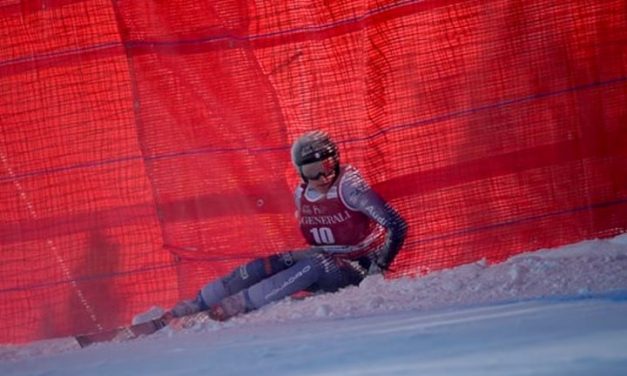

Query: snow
1,234,627,375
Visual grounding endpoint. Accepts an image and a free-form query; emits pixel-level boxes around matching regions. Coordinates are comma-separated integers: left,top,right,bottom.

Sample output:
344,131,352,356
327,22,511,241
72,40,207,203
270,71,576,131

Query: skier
168,130,407,321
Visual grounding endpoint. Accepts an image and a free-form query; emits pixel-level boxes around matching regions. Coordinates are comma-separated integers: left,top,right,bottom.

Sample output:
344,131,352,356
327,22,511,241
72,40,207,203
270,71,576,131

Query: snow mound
1,234,626,362
209,234,627,328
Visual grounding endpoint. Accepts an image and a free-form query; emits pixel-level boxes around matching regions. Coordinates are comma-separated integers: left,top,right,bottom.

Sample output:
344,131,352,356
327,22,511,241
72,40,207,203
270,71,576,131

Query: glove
360,249,387,275
367,260,384,275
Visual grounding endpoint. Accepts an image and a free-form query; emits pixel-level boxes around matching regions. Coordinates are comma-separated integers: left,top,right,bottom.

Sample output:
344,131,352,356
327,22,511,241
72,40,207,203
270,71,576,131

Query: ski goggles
300,158,336,180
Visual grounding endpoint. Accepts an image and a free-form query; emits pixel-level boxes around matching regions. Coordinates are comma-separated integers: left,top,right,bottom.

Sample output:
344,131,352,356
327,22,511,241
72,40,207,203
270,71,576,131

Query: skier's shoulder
338,164,371,210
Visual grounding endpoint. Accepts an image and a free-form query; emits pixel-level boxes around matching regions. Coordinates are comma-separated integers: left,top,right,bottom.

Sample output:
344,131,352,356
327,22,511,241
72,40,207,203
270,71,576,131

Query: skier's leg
209,254,364,320
170,252,297,316
223,253,298,293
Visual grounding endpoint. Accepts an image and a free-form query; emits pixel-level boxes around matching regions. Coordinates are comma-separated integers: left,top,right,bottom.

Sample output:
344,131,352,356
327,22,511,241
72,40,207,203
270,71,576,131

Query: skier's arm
340,170,408,271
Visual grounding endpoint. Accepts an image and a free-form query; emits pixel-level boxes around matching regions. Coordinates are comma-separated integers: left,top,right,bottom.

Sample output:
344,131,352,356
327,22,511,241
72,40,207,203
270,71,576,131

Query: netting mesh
1,0,625,343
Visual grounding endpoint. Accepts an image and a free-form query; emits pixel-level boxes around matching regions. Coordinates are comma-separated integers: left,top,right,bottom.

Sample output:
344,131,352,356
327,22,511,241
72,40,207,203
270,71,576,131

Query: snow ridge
1,234,626,363
225,234,627,327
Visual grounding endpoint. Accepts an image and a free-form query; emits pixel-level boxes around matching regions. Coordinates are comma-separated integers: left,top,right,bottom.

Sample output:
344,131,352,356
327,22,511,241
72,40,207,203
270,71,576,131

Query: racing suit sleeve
340,168,408,271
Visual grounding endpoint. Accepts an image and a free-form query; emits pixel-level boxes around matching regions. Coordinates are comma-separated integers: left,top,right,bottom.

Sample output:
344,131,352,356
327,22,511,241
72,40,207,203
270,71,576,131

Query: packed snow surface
2,234,627,375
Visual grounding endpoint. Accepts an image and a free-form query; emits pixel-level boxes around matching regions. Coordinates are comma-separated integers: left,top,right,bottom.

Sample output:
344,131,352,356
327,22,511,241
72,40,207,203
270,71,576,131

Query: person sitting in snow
167,130,407,321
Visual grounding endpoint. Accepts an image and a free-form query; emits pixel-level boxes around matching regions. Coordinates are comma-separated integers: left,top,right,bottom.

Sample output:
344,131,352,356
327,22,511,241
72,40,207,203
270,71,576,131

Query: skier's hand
367,260,384,275
366,247,393,275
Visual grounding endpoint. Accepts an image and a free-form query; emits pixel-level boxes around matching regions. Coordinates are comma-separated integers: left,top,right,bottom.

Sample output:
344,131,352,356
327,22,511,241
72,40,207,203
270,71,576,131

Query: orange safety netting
1,0,625,343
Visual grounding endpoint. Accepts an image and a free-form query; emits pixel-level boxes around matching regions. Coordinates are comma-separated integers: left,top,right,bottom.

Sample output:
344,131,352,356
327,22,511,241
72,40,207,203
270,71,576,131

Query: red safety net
0,0,625,343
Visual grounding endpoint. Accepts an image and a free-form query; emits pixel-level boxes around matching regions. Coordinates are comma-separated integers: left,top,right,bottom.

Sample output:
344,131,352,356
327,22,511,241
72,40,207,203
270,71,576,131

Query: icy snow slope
2,297,626,376
1,234,626,376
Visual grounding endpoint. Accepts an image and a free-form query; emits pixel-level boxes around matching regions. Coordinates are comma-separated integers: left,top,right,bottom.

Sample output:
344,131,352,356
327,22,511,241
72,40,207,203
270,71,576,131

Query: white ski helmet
291,130,340,181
